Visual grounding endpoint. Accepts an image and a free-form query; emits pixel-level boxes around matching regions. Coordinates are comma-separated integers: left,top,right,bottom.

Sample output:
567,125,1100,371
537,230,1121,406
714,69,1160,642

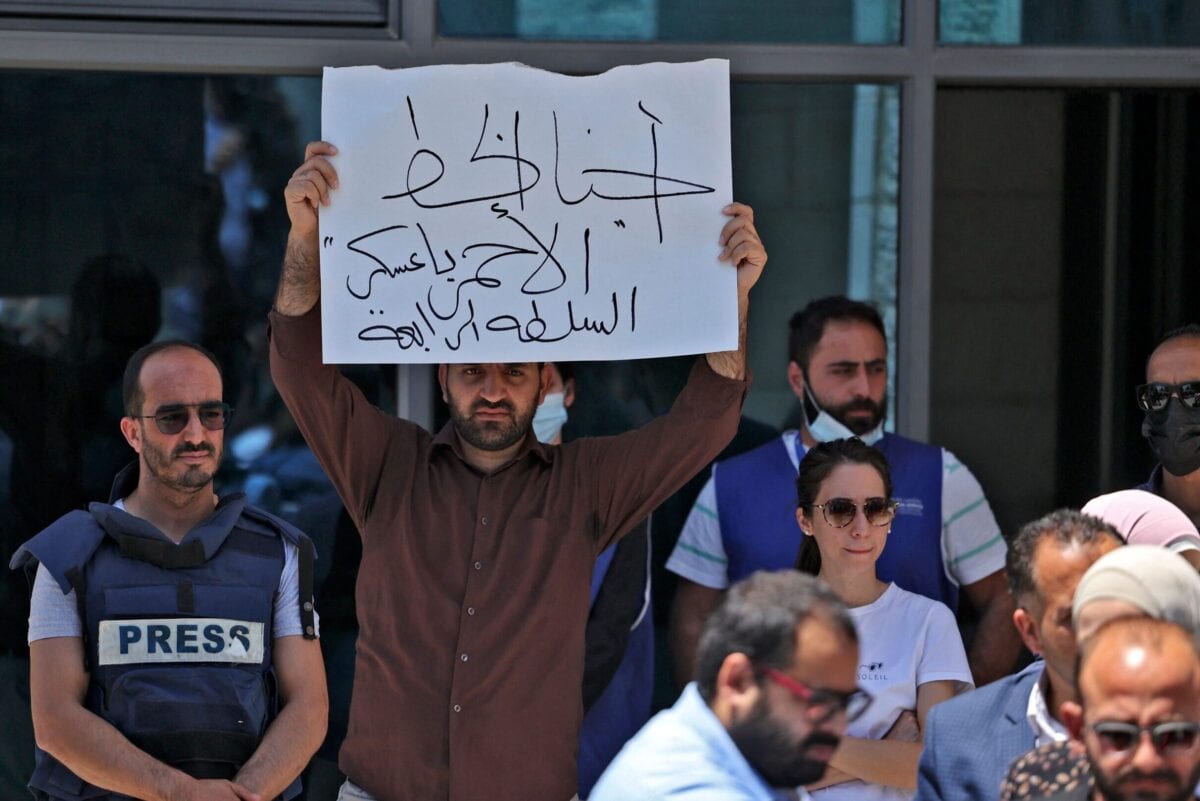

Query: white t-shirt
666,431,1006,590
28,499,316,643
812,583,973,801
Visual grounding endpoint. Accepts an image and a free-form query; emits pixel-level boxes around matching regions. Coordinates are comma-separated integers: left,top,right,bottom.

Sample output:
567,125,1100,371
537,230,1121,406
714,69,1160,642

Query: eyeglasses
1090,721,1200,756
1135,382,1200,412
759,666,873,724
137,403,234,435
810,497,898,528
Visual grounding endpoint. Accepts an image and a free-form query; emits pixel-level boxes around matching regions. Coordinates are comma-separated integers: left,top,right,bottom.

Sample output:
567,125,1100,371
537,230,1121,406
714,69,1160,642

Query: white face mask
803,384,884,446
533,392,569,444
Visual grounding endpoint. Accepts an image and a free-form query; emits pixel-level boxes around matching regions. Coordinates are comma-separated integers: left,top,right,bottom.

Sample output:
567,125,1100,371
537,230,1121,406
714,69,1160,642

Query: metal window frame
4,0,1200,432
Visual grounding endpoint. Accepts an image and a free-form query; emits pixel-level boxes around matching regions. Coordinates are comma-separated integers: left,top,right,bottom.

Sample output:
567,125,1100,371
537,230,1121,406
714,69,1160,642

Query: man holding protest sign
269,138,766,801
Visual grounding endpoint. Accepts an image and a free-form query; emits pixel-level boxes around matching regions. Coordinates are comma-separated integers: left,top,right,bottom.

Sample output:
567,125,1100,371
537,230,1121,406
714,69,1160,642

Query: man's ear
437,364,449,404
713,652,760,725
1012,606,1043,657
1061,700,1085,742
119,417,143,455
536,363,552,406
787,361,807,400
563,377,576,410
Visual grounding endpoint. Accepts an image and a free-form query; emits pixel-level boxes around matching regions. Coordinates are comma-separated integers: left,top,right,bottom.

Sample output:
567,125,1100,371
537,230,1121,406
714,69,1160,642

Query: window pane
557,82,900,440
0,0,388,25
737,82,899,428
940,0,1200,45
439,0,900,44
0,67,379,797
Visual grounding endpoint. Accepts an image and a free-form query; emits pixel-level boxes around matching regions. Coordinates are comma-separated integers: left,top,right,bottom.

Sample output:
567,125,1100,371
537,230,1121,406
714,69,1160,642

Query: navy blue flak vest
714,432,956,609
10,466,315,801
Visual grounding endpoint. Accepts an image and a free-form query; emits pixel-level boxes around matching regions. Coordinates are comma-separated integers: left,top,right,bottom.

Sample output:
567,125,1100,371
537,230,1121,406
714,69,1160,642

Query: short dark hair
548,361,575,384
788,296,886,370
794,438,892,576
695,570,856,702
122,340,223,416
1005,509,1124,605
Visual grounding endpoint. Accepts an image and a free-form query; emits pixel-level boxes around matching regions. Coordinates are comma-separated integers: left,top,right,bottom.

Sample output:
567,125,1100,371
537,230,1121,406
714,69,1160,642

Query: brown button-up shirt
269,305,748,801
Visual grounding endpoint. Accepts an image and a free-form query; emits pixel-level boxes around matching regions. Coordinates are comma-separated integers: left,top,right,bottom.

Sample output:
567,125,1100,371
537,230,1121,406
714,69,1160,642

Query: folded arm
811,680,959,792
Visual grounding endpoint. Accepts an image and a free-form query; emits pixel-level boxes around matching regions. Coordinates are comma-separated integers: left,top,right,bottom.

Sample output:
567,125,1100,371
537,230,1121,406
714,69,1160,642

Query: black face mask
1143,398,1200,477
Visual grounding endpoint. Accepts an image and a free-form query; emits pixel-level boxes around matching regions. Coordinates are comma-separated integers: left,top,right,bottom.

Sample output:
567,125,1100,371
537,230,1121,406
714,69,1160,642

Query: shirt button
452,704,462,713
467,607,476,616
481,516,489,526
461,654,469,662
474,561,482,570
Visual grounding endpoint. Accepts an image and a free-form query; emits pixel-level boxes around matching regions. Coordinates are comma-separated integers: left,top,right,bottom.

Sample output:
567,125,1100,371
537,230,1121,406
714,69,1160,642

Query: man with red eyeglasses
10,340,328,801
1057,617,1200,801
1137,325,1200,528
590,571,863,801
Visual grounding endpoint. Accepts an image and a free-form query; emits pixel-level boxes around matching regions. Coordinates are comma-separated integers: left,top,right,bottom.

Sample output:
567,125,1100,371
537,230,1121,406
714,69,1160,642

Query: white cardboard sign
319,60,735,364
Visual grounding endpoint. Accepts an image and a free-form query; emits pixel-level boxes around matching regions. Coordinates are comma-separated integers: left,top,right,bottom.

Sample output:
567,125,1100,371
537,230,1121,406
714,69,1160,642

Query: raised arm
234,635,328,799
30,637,260,801
276,140,339,317
705,202,766,380
269,141,417,531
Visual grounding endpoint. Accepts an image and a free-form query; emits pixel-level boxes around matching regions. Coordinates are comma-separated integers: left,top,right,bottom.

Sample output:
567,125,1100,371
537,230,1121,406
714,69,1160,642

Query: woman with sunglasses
795,438,972,801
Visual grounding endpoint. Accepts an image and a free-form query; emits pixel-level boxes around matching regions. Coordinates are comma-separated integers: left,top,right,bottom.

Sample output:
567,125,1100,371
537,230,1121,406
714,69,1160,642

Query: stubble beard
141,436,219,493
830,394,888,436
450,398,535,452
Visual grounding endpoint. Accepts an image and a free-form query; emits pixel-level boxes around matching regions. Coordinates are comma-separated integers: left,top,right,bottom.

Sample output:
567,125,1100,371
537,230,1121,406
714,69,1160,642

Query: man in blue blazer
915,510,1123,801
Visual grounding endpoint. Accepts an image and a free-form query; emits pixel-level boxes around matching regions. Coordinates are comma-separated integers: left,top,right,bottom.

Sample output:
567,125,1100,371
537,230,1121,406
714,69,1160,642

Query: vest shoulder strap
238,505,318,640
9,511,106,593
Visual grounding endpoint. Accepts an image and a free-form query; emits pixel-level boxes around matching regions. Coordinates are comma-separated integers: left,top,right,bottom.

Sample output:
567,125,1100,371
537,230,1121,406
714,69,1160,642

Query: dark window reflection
439,0,900,44
941,0,1200,45
0,70,370,798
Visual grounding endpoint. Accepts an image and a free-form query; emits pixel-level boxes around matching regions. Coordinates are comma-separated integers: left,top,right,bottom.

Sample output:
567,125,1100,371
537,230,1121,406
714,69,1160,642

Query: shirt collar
430,421,552,467
1027,671,1069,747
1140,464,1165,495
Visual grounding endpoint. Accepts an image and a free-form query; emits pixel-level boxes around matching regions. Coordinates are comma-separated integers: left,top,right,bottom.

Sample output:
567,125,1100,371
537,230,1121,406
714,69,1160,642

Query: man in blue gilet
11,340,328,801
667,296,1020,688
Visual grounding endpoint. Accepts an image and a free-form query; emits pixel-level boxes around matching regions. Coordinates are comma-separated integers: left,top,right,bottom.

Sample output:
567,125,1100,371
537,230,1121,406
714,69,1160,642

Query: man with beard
590,570,863,801
1137,325,1200,527
269,141,765,801
668,295,1019,687
1057,617,1200,801
11,341,328,801
915,510,1123,801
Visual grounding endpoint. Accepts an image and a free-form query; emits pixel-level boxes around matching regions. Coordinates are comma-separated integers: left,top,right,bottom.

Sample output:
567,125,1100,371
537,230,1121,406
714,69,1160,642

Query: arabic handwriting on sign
552,104,716,243
339,95,706,358
355,286,639,351
345,222,445,300
382,104,542,210
479,287,637,344
379,101,716,242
